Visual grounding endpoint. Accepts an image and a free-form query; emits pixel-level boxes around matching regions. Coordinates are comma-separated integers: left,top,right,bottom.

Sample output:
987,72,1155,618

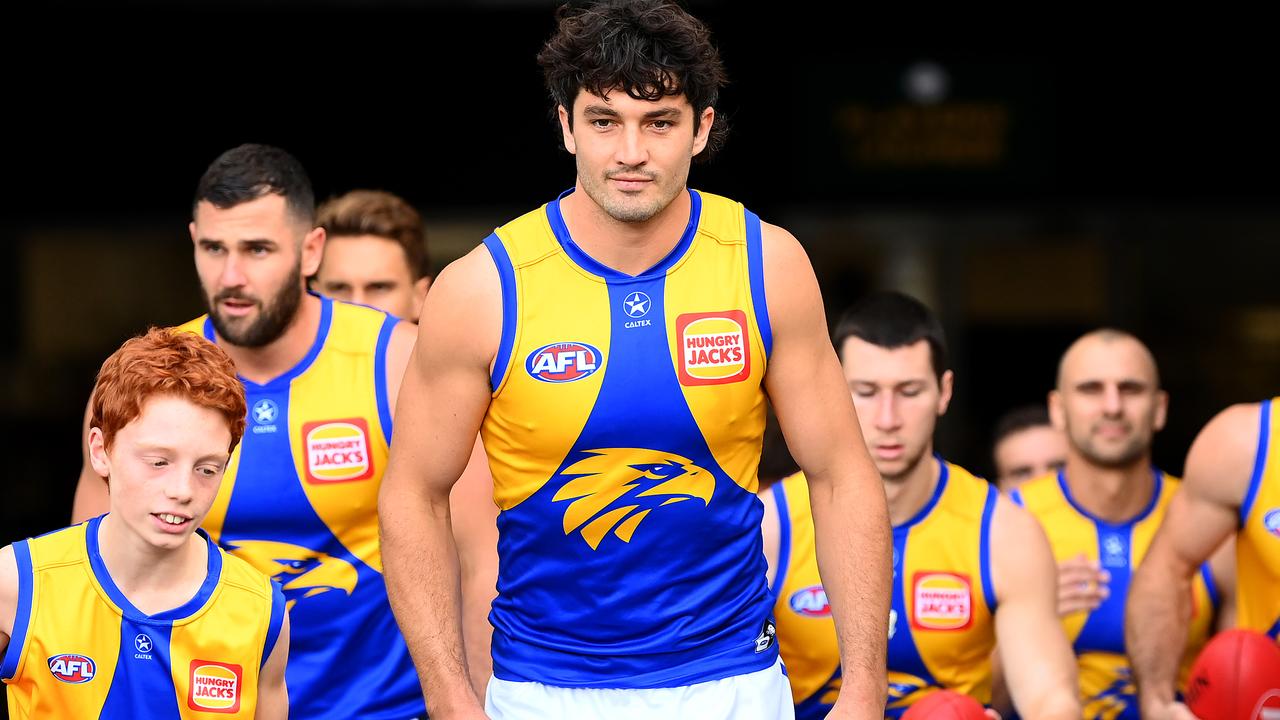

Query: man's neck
559,185,690,276
97,513,208,616
219,293,322,385
1062,453,1155,524
884,447,940,527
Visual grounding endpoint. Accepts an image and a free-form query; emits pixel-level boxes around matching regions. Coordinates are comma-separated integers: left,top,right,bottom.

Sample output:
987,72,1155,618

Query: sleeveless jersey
1012,468,1219,719
480,188,776,688
177,296,422,719
770,459,999,719
3,516,284,718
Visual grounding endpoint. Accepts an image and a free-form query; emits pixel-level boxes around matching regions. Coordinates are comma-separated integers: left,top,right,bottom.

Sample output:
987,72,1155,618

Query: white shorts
484,659,794,720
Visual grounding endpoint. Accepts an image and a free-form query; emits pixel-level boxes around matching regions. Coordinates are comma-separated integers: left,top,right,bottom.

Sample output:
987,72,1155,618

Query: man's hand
1057,554,1109,616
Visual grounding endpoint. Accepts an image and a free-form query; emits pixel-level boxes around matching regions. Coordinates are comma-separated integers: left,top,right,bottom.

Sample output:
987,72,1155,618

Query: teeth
159,513,186,525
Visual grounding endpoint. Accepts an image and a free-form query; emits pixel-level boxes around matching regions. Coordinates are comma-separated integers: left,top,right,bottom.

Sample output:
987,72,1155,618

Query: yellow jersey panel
770,459,998,720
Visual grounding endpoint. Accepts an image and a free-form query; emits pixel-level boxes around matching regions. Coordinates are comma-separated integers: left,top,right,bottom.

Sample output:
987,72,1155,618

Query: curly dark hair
536,0,729,159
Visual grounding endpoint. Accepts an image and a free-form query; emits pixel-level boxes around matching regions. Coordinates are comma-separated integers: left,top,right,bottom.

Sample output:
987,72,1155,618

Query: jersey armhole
373,313,399,440
743,209,773,360
979,485,999,613
1240,399,1271,527
483,233,518,394
1008,488,1025,507
2,540,34,681
261,581,286,670
769,483,792,599
1199,563,1220,614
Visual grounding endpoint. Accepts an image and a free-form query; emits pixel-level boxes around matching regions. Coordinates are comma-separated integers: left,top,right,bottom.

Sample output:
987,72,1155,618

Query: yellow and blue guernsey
2,516,285,718
1240,398,1280,642
480,188,776,688
1011,468,1219,720
176,295,422,719
770,458,998,719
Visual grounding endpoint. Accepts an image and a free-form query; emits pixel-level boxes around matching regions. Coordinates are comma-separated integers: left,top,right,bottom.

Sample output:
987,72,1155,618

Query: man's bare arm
1127,403,1256,719
760,222,890,717
384,318,500,700
992,497,1080,720
256,613,290,720
451,438,499,699
379,247,499,719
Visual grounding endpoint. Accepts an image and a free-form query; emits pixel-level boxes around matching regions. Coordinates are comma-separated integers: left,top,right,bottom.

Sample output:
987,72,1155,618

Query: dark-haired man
74,144,496,719
761,292,1079,719
379,1,891,718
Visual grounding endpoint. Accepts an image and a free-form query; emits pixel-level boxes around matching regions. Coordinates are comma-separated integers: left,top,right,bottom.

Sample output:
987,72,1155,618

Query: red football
1185,629,1280,720
902,689,988,719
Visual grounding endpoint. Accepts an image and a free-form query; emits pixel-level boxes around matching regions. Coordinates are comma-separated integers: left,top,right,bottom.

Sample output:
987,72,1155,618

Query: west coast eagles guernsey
1012,469,1219,720
2,516,285,718
176,296,423,719
481,188,777,688
770,459,998,719
1239,398,1280,642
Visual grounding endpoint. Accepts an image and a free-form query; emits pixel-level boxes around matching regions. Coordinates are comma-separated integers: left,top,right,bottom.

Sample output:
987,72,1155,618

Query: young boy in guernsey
0,327,289,719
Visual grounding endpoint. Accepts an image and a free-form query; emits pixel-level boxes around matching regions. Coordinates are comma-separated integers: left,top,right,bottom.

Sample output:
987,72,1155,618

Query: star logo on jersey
220,539,358,611
251,399,279,435
134,634,153,653
253,399,278,424
552,448,714,550
623,291,651,318
1264,509,1280,539
1102,534,1128,567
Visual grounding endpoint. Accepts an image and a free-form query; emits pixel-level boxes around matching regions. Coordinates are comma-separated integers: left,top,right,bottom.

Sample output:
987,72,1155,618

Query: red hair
90,327,246,455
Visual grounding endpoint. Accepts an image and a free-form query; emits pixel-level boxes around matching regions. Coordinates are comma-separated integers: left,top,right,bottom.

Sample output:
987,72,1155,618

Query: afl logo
526,342,602,383
1265,509,1280,538
789,585,831,617
48,654,96,684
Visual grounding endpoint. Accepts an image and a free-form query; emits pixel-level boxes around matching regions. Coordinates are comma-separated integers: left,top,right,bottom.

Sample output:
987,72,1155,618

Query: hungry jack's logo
677,311,751,386
187,660,242,713
302,418,375,484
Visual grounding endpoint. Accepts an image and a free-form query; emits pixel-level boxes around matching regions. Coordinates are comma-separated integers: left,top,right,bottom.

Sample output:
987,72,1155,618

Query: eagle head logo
221,539,358,610
885,672,932,711
552,448,714,550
